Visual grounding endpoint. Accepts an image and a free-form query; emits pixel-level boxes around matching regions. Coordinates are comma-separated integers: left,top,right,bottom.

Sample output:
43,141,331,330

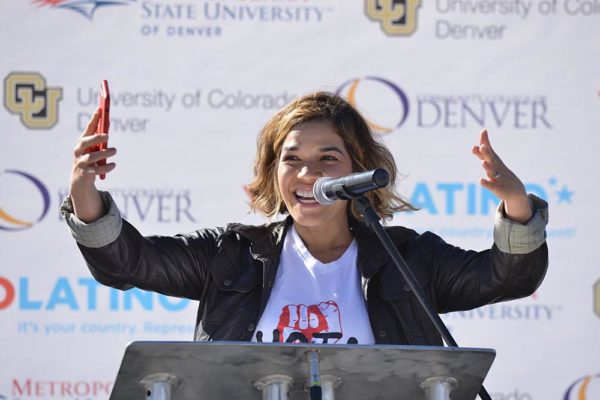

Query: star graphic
556,185,574,204
33,0,132,20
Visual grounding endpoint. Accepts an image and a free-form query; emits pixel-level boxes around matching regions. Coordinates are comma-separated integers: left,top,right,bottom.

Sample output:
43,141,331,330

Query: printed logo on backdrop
34,0,335,38
9,378,112,398
365,0,422,36
407,177,573,215
0,170,197,232
441,292,562,324
140,0,334,38
433,1,600,40
563,374,600,400
336,76,553,134
336,77,409,134
75,85,295,134
33,1,337,39
63,186,197,227
0,275,194,337
57,187,197,224
0,276,190,312
0,170,50,231
33,0,135,20
405,177,575,240
335,77,572,240
3,72,62,129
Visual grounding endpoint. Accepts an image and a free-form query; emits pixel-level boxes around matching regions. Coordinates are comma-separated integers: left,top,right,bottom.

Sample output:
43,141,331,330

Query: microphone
313,168,389,205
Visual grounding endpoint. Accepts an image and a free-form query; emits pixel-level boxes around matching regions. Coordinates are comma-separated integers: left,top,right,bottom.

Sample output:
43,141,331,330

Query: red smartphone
96,80,110,179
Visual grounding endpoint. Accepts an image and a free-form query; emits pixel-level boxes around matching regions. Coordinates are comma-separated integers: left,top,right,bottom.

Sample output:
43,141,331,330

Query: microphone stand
355,195,492,400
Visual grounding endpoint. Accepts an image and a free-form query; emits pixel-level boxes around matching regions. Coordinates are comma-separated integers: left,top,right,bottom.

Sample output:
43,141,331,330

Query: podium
110,341,495,400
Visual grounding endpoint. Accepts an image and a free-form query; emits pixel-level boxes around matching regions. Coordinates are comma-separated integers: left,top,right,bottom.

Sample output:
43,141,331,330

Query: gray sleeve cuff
493,194,548,254
62,191,122,248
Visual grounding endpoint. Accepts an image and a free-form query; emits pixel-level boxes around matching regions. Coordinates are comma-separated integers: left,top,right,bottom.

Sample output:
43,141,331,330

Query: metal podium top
111,341,495,400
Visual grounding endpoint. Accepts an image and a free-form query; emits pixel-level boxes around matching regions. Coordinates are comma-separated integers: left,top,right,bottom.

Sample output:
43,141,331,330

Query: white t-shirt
252,226,375,345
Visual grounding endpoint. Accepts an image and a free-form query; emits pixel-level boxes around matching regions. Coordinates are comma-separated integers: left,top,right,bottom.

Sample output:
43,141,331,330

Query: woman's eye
321,155,337,161
282,155,299,161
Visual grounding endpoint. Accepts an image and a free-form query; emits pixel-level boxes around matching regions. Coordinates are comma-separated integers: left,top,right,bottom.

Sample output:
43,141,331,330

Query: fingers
471,144,493,162
74,133,108,157
479,129,493,151
79,108,101,139
71,110,116,189
79,147,117,165
473,129,503,191
479,177,494,191
471,145,481,158
472,129,489,159
481,160,500,181
83,162,117,177
472,129,503,175
73,146,117,178
74,110,107,159
472,130,495,160
471,129,529,203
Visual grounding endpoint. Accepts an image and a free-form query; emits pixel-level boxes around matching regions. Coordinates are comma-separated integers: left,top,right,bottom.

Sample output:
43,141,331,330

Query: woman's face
277,121,354,230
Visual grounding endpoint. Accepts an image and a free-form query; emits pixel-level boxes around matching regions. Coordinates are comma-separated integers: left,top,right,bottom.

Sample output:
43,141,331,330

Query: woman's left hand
472,129,532,224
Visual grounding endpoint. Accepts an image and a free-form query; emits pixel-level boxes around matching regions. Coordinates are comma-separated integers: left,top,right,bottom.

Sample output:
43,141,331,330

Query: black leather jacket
78,215,548,345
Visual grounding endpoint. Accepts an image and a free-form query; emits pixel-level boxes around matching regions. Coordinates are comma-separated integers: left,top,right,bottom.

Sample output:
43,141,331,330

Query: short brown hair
247,91,415,221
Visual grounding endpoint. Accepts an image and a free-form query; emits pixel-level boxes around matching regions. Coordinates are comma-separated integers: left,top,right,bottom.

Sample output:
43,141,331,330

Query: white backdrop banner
1,0,599,399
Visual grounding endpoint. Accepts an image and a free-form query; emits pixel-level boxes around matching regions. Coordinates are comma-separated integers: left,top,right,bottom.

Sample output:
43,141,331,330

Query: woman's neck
292,220,354,264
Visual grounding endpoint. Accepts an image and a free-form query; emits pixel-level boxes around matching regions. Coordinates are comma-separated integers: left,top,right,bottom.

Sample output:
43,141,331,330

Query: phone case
96,80,110,179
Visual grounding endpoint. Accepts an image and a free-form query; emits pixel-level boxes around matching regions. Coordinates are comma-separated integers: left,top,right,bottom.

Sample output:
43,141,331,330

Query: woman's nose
298,164,322,179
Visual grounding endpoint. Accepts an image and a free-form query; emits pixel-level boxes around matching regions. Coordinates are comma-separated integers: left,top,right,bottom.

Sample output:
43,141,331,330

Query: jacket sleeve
63,192,223,300
420,194,549,313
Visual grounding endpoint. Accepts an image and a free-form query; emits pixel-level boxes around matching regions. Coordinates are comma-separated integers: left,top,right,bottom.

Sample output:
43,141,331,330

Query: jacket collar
349,218,390,279
227,217,290,261
227,215,391,279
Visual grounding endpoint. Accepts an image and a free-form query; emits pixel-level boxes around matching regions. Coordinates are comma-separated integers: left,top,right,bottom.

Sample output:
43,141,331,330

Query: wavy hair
247,91,415,221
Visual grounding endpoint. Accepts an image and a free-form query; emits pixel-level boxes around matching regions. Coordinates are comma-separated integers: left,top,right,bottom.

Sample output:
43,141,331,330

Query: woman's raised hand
69,108,117,222
471,129,532,224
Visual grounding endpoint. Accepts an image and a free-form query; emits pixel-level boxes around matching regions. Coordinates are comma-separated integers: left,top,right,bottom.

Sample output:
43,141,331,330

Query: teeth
298,197,317,204
295,189,318,204
295,189,314,198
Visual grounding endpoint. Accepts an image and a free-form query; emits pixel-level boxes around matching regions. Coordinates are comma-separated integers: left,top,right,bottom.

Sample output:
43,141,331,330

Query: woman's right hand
69,108,117,222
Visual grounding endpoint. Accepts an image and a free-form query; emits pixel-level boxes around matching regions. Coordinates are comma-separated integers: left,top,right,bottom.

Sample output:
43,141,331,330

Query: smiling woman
245,93,414,264
275,122,355,262
247,92,413,222
62,91,548,346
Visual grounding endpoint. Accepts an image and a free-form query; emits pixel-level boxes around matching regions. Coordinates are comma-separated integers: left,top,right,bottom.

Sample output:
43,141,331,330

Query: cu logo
365,0,422,36
337,76,409,135
4,72,63,129
0,170,51,231
564,374,600,399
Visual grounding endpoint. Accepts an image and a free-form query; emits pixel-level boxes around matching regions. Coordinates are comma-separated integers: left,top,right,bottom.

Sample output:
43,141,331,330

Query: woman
63,92,548,344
